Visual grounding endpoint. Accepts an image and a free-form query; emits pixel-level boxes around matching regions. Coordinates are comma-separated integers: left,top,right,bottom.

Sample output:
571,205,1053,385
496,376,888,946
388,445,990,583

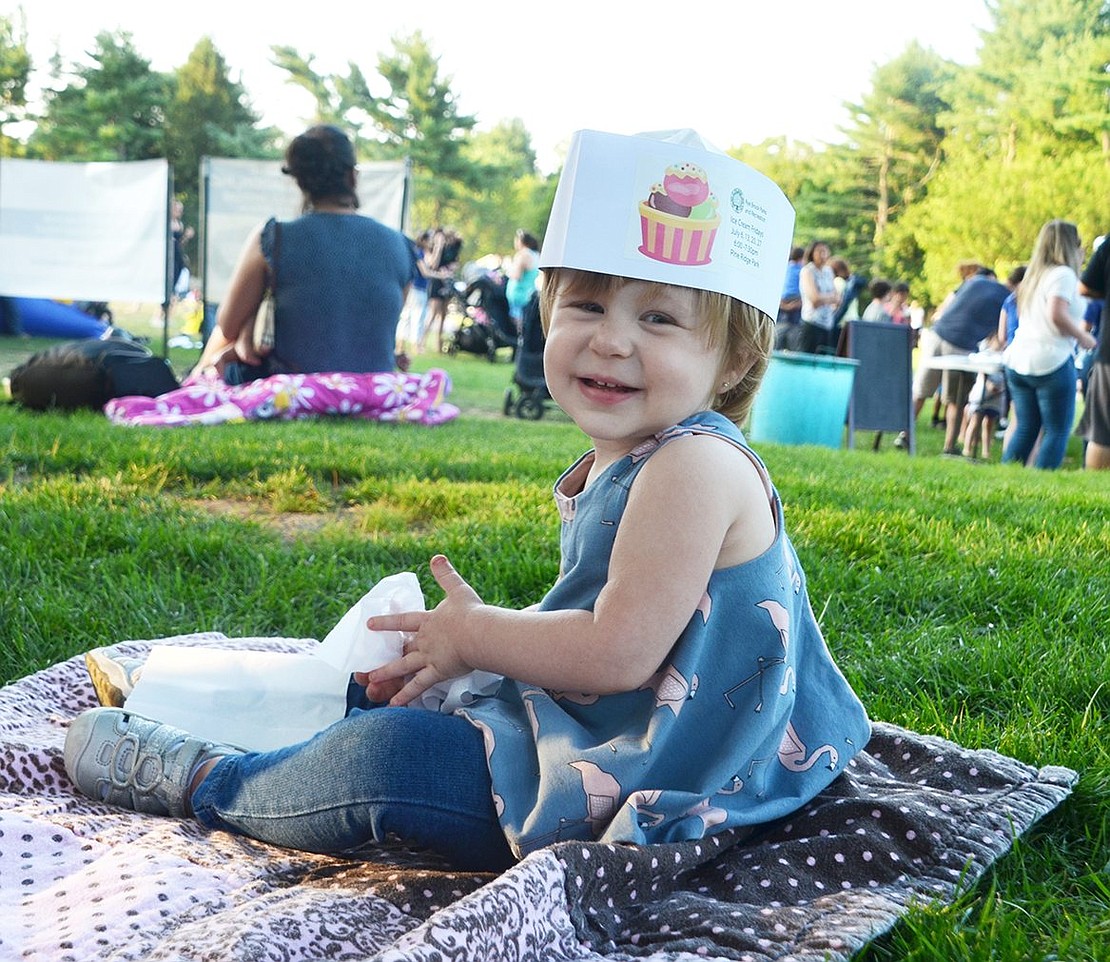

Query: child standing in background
962,337,1007,460
886,282,911,324
862,279,894,322
65,129,869,870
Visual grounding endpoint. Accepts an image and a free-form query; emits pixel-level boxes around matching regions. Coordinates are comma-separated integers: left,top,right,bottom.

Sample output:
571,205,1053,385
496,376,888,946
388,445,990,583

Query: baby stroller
503,292,550,420
446,270,518,362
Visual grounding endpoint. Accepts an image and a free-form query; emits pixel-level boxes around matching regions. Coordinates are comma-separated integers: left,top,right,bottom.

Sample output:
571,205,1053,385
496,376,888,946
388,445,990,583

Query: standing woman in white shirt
798,240,840,354
1002,220,1097,469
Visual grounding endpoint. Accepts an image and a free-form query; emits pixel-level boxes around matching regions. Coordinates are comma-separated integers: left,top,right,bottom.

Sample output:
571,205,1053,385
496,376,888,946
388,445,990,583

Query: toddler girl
65,129,869,871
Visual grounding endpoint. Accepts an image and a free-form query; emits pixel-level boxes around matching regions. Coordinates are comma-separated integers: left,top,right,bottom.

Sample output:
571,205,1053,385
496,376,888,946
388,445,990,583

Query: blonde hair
539,269,773,428
1017,220,1083,319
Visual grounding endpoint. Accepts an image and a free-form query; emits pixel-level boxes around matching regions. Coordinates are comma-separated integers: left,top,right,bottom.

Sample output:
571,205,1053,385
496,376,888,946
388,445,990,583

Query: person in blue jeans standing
1002,220,1097,469
774,246,804,350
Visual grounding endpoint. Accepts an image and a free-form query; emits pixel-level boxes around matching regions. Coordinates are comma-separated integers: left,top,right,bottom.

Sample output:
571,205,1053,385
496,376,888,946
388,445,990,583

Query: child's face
543,277,731,460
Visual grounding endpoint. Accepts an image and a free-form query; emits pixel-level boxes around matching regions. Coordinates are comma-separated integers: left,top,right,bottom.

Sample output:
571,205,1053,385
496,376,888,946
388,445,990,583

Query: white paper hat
539,129,796,317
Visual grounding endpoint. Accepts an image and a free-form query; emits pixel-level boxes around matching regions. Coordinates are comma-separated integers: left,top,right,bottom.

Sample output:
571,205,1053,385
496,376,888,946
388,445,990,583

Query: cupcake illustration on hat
638,161,720,266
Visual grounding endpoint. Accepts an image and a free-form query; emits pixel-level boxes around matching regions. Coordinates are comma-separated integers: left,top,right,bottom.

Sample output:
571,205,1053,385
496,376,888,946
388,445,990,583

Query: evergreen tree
465,118,536,181
29,31,169,161
359,31,480,226
166,37,279,223
906,0,1110,305
270,46,339,126
457,120,552,259
272,31,488,232
841,42,956,283
730,138,871,268
0,11,31,156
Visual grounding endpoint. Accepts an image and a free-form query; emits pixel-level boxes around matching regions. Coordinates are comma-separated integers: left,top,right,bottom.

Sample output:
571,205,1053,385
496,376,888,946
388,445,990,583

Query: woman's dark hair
282,125,359,209
516,230,540,251
803,240,829,264
869,279,892,300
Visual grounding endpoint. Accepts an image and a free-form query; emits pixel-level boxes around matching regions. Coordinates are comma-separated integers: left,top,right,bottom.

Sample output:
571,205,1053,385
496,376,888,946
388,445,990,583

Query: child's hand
351,670,405,704
364,555,481,706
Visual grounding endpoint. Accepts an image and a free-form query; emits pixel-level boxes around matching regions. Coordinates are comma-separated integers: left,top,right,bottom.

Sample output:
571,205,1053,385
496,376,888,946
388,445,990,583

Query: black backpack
9,337,180,412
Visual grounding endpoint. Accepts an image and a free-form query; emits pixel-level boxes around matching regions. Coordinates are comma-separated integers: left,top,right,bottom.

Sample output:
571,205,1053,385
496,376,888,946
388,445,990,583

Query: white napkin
125,572,504,752
316,571,503,714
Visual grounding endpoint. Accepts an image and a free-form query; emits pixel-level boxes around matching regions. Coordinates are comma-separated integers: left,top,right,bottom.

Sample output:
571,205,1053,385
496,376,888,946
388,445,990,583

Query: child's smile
544,279,728,465
577,376,638,402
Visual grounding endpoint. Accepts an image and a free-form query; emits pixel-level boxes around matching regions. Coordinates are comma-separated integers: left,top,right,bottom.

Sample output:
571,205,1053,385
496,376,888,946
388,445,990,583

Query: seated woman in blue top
192,125,416,382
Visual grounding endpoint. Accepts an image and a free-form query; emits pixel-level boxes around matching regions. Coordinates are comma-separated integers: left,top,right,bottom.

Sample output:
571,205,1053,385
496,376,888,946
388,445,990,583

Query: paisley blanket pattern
0,634,1076,961
104,369,459,427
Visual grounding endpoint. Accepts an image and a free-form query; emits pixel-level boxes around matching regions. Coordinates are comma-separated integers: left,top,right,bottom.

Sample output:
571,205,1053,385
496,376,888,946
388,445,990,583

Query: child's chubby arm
366,434,776,707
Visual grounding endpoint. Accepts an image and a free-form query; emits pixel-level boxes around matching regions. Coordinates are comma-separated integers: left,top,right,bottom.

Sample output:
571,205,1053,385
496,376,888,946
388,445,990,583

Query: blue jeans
1002,358,1077,469
191,704,514,872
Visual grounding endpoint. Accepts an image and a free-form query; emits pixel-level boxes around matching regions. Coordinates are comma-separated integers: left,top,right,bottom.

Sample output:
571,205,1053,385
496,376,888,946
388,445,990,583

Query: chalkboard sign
842,321,915,453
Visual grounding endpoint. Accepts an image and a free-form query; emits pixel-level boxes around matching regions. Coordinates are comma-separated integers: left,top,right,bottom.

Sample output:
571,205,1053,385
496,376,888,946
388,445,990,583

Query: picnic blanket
0,634,1077,961
103,368,459,427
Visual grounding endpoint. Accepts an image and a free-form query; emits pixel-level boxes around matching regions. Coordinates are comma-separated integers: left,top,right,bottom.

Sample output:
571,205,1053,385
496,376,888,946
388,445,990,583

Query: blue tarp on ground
10,298,109,338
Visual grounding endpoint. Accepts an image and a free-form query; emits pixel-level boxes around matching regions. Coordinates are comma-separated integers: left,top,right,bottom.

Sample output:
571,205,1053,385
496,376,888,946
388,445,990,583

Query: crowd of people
396,226,461,359
775,242,915,355
30,120,1099,473
775,225,1105,470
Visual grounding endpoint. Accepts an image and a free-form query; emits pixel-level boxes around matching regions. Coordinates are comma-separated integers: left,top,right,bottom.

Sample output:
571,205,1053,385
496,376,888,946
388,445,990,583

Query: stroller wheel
503,387,515,417
516,395,545,421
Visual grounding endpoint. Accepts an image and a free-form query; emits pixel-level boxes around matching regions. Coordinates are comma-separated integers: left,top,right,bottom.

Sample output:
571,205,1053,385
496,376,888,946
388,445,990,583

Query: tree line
0,0,1106,310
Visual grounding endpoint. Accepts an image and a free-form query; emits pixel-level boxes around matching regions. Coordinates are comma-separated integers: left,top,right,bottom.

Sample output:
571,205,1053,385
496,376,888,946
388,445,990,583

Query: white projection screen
0,158,170,302
201,158,411,304
0,155,410,311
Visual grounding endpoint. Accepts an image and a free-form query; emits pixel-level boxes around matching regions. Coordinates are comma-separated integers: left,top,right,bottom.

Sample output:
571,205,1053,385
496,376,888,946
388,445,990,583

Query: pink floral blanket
104,368,459,427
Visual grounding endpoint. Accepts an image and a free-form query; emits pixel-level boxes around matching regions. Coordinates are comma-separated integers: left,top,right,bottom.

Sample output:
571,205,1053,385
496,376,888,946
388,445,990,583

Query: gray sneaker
64,708,238,817
84,647,146,707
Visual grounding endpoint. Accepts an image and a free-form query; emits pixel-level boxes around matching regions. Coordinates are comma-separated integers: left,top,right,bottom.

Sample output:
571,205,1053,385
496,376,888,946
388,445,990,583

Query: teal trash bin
747,351,860,449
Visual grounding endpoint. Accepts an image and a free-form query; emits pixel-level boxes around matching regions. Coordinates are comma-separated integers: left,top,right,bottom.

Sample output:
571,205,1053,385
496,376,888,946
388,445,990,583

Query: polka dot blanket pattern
0,634,1076,962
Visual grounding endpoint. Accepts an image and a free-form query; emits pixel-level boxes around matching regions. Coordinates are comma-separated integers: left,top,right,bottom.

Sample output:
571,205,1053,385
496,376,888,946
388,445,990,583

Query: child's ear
718,356,755,395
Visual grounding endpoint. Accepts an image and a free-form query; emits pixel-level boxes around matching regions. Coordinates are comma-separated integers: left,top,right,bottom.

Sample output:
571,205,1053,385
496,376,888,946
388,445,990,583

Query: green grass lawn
1,335,1107,960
